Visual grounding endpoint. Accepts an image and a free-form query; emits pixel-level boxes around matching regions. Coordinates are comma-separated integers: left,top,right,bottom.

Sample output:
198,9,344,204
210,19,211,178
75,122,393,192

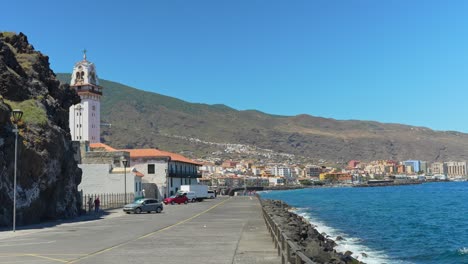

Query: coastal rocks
0,32,82,227
261,199,362,264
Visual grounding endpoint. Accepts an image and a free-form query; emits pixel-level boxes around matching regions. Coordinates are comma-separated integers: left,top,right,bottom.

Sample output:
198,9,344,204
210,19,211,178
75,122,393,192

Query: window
148,164,155,174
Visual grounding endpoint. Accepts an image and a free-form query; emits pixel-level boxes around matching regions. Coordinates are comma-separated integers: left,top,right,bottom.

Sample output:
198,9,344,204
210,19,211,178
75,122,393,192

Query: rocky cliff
0,32,82,227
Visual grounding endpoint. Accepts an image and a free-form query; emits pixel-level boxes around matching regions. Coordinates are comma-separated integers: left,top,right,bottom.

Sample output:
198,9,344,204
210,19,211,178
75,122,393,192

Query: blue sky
3,1,468,132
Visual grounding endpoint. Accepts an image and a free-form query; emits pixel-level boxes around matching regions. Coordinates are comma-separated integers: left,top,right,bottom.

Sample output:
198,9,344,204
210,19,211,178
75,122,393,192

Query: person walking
94,197,100,213
87,197,94,213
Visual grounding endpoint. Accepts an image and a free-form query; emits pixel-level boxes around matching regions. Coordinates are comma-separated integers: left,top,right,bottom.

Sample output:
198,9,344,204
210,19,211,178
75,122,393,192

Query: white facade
445,161,467,178
130,157,200,199
69,52,103,143
269,177,285,186
130,158,168,200
271,166,292,178
78,164,143,197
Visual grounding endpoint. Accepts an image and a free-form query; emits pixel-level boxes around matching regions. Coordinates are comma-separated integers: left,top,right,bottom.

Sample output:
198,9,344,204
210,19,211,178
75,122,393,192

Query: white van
207,190,216,199
178,191,197,202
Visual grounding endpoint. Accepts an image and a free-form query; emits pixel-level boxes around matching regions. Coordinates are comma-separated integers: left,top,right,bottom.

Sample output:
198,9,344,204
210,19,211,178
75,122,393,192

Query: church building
69,51,103,143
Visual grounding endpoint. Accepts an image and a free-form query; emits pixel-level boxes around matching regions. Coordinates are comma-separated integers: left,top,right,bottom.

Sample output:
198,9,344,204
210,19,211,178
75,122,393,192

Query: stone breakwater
261,199,362,264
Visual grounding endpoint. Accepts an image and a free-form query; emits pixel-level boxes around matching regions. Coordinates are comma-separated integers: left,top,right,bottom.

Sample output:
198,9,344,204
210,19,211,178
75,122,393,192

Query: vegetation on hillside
4,99,47,126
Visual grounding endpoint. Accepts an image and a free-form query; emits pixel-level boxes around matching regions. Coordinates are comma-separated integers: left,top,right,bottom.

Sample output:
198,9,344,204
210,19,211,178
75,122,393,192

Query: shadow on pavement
0,209,119,233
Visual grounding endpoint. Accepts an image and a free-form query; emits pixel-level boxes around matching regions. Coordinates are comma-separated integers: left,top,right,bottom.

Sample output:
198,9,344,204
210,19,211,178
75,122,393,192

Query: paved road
0,197,280,264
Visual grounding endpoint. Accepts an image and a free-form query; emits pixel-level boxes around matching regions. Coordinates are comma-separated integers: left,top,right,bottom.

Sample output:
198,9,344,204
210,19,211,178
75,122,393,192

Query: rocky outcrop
0,32,82,227
261,199,362,264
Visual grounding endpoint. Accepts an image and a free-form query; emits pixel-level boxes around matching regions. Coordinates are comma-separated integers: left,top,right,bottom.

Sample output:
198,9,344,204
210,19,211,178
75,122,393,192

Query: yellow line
41,254,87,256
27,254,68,263
68,198,231,263
0,253,86,257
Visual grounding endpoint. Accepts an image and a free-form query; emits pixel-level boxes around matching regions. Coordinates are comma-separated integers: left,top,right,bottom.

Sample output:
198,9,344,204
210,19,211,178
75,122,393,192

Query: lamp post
122,159,128,204
12,109,23,232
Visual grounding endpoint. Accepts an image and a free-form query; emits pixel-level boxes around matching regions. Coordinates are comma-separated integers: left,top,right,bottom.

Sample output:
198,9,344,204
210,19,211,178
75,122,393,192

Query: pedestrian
87,197,93,213
94,197,100,213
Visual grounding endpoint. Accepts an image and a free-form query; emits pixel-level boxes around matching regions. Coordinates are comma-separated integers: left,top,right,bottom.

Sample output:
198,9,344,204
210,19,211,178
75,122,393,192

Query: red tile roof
89,143,117,152
89,143,201,166
122,148,202,166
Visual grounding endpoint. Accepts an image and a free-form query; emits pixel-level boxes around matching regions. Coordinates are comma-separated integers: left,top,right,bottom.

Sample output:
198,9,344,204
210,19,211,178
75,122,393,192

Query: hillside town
197,158,466,189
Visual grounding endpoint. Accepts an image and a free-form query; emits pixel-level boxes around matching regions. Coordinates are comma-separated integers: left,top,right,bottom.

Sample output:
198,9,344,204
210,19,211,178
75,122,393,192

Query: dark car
123,198,163,214
163,194,189,205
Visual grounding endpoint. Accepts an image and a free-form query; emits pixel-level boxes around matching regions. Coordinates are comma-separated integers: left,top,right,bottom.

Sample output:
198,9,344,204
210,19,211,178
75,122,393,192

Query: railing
81,193,135,213
259,198,317,264
168,172,202,178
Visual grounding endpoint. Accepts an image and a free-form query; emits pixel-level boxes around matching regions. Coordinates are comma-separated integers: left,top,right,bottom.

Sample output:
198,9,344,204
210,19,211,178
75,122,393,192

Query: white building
69,52,103,143
78,164,143,197
90,144,202,199
271,166,292,178
445,161,467,179
269,177,285,186
76,142,144,199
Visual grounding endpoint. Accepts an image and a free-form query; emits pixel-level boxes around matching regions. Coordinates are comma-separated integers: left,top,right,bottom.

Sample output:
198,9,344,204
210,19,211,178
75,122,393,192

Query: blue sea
260,182,468,264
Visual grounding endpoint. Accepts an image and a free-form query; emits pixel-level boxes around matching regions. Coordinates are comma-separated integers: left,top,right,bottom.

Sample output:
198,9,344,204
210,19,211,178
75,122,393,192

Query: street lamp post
12,109,23,232
244,175,247,195
122,159,128,204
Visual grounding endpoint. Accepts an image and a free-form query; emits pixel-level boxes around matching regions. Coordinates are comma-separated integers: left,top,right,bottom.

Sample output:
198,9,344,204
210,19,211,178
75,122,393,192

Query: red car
163,194,189,205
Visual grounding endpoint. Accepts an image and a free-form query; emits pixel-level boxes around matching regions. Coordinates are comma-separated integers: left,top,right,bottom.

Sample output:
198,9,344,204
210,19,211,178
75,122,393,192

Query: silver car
123,198,163,214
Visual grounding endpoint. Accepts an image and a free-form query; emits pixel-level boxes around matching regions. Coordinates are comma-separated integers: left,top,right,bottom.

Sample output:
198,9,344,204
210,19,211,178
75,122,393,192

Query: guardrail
259,199,317,264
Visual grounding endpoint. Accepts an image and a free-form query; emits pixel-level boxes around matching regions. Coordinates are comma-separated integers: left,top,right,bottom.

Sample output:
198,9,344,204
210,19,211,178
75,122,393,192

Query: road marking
0,253,87,263
68,198,231,263
25,254,68,263
0,240,55,247
0,238,35,243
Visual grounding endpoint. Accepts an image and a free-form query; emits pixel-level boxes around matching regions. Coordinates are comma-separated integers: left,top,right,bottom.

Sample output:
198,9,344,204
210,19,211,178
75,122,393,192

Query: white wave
293,208,398,264
458,247,468,255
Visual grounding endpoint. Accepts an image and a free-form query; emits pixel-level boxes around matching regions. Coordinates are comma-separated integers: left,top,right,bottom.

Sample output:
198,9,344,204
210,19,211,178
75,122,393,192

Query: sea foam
293,208,398,264
458,247,468,255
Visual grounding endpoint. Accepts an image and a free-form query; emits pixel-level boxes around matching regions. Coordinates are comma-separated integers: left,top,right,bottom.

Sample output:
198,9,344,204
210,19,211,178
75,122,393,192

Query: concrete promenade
0,196,280,264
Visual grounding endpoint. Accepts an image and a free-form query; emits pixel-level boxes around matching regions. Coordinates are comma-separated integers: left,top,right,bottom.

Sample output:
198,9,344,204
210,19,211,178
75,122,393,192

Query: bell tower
69,50,103,143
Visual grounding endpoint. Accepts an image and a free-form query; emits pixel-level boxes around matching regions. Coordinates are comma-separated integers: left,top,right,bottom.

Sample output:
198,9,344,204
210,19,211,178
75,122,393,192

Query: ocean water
260,182,468,264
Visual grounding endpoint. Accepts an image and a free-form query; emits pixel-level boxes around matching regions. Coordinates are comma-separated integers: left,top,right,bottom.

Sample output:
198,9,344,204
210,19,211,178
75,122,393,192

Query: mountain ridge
56,73,468,164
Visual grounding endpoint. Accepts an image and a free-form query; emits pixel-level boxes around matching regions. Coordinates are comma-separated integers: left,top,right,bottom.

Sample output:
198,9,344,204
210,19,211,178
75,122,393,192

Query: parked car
207,190,216,199
178,191,197,202
123,198,163,214
163,194,189,205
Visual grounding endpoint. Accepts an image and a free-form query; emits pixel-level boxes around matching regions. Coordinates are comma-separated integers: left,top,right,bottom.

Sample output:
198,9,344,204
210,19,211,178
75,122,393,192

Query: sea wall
260,199,362,264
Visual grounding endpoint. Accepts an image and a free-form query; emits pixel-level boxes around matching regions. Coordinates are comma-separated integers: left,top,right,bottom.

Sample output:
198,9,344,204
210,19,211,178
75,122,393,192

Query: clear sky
3,0,468,132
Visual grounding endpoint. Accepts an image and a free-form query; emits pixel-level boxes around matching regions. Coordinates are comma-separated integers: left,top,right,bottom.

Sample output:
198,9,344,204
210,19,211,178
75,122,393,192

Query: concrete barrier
259,198,317,264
